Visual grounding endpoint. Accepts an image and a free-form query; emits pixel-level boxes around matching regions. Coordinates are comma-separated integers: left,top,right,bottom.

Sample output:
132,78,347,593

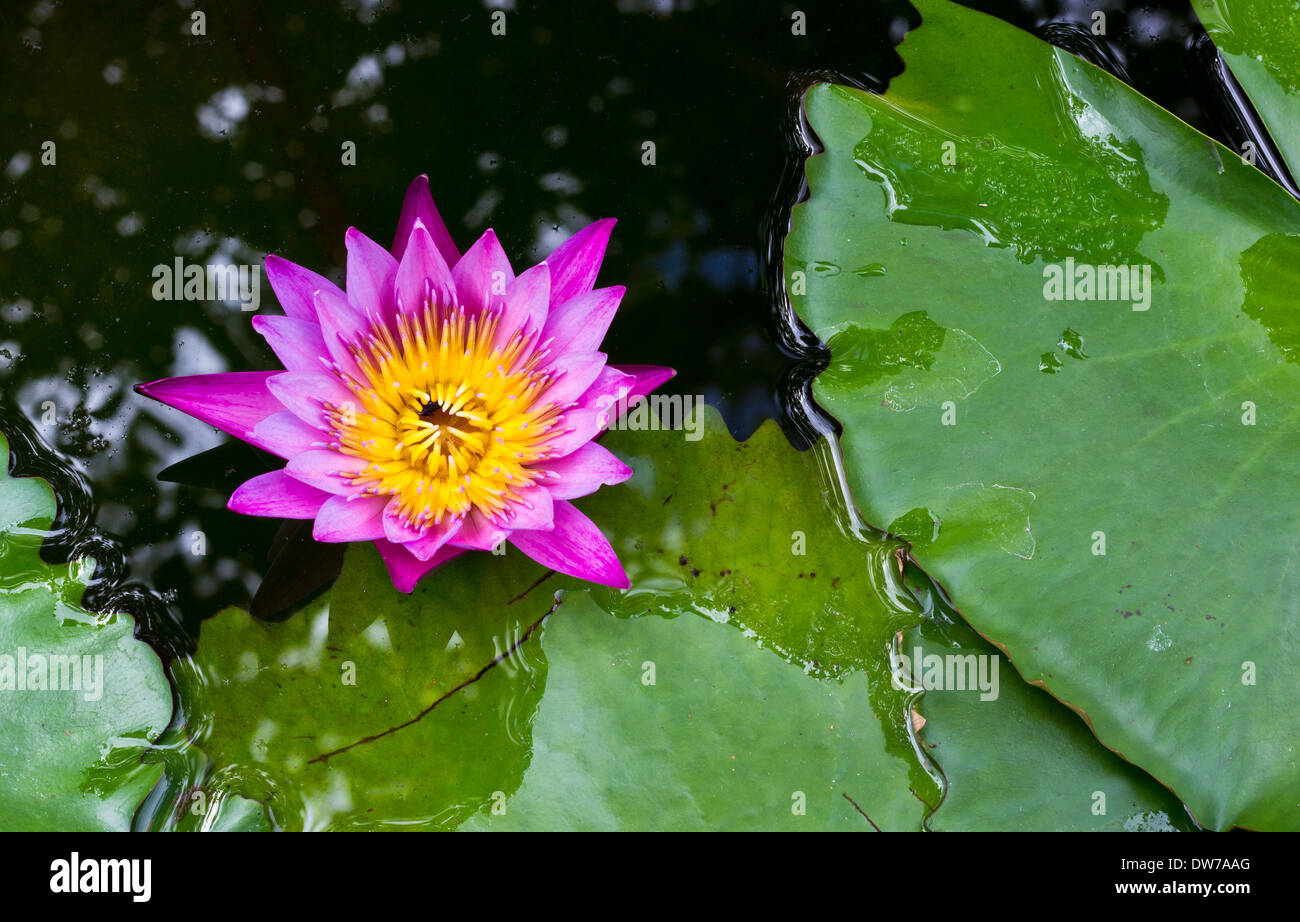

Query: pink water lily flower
137,176,673,592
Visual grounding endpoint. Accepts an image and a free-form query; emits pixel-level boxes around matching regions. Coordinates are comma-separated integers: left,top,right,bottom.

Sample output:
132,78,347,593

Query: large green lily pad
904,566,1194,831
787,0,1300,829
166,411,941,830
0,433,172,830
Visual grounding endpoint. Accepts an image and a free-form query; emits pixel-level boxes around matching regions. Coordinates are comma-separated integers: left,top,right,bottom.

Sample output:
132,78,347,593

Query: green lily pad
787,0,1300,829
1194,0,1300,176
904,566,1194,831
0,433,172,830
164,410,941,830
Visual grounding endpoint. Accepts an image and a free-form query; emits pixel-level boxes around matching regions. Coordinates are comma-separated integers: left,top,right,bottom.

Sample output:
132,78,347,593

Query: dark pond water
0,0,1273,655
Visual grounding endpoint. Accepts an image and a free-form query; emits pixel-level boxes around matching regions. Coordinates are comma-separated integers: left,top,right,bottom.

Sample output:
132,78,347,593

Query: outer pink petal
249,410,326,460
543,406,608,459
543,218,615,308
375,538,464,593
542,286,624,355
396,220,457,317
538,442,633,500
494,263,550,350
610,364,676,401
251,315,327,372
313,494,388,542
345,227,399,326
135,372,283,449
228,470,331,519
266,371,355,429
264,254,345,322
450,228,513,318
285,449,371,495
509,499,629,588
392,174,460,268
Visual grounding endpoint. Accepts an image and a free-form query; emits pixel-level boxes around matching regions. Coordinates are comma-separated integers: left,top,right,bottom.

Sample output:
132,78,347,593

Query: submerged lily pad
788,0,1300,829
165,410,942,830
0,433,172,831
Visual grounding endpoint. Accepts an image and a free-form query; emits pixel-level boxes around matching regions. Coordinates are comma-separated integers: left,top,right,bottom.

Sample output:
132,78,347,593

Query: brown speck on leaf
678,555,688,566
662,493,673,505
691,567,700,578
1185,656,1193,665
911,709,926,733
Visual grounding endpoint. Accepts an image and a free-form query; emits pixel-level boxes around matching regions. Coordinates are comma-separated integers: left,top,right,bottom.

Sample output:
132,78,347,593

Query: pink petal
266,371,357,429
248,410,326,460
509,500,629,588
374,538,465,594
610,364,676,401
251,315,327,373
396,220,457,317
450,228,513,318
392,174,460,268
450,510,510,551
502,485,554,531
404,515,465,561
543,218,615,308
229,470,331,519
382,495,428,545
538,442,633,500
264,254,345,323
345,227,399,326
538,351,607,408
542,406,608,459
494,263,550,350
542,286,624,355
135,372,282,448
313,494,388,542
313,288,367,381
285,449,371,495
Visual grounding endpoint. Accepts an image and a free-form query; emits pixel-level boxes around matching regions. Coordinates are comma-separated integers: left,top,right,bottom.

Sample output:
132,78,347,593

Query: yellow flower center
327,304,563,528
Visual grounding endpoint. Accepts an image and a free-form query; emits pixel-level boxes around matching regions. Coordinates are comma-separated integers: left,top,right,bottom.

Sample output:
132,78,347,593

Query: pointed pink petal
375,538,464,593
451,228,513,319
396,220,457,317
509,500,629,588
542,286,624,355
251,315,327,372
266,371,356,429
229,470,331,519
313,288,366,381
404,515,465,561
313,494,388,542
135,372,282,447
610,364,676,400
285,449,371,495
249,410,326,460
539,351,607,408
539,442,633,500
392,174,459,267
543,218,615,308
494,263,550,350
502,485,554,531
345,226,399,326
264,254,345,322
